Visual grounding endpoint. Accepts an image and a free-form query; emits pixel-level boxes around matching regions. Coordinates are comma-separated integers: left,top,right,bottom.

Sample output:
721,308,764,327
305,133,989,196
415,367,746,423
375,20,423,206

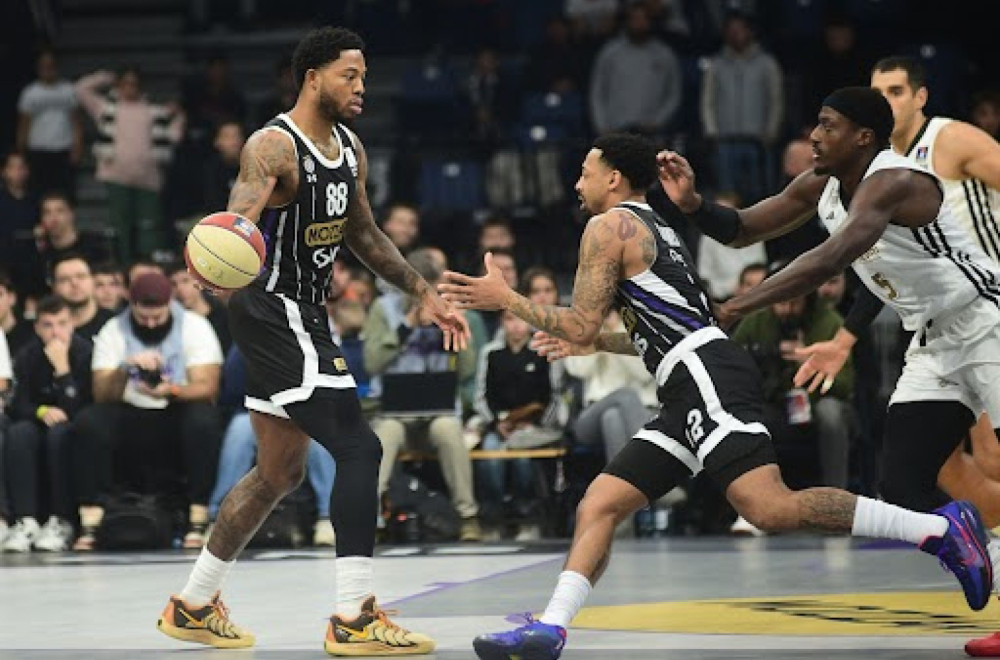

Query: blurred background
1,0,999,553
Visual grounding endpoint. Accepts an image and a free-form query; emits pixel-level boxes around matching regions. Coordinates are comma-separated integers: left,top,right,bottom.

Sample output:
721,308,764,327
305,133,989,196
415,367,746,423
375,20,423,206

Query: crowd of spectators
1,0,1000,550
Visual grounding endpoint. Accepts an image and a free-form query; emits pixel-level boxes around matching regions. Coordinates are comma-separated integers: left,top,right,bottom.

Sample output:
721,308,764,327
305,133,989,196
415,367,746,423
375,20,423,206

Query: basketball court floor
1,536,996,659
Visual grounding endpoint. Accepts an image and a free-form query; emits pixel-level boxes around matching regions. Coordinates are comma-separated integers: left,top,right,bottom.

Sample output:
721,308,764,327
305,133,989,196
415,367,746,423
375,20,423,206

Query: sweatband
36,405,50,420
686,198,742,245
822,87,894,145
843,285,885,337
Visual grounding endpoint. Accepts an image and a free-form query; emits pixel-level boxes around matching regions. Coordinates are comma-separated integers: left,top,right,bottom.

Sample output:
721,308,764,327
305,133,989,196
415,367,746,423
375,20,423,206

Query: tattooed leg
208,412,311,560
725,464,858,534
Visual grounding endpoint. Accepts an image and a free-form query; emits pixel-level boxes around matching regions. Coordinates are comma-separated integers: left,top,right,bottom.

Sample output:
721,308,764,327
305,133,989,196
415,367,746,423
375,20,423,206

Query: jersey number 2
326,182,349,217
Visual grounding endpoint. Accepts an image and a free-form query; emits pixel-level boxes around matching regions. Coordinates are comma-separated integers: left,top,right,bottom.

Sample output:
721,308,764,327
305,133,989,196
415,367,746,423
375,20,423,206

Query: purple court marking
381,555,562,608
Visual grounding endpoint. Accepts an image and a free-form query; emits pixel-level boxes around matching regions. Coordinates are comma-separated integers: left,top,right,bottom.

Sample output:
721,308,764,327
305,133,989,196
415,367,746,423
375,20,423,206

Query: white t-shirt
0,330,12,381
18,80,77,151
92,310,223,409
697,235,766,300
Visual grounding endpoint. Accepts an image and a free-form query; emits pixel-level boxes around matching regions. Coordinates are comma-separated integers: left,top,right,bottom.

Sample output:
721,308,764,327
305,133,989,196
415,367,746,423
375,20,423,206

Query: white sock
540,571,592,628
851,496,948,544
336,556,374,617
180,548,233,606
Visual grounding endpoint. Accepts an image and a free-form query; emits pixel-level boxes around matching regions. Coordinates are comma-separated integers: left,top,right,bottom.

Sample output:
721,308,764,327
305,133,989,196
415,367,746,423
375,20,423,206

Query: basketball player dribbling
439,128,992,660
791,57,1000,657
156,27,468,656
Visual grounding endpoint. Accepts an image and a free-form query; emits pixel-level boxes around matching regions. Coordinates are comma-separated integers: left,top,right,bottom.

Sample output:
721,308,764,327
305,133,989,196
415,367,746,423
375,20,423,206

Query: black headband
822,86,894,144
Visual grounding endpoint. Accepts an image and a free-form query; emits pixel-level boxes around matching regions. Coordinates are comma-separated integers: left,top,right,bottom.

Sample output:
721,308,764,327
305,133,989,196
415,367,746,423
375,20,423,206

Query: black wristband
843,285,884,337
686,198,742,245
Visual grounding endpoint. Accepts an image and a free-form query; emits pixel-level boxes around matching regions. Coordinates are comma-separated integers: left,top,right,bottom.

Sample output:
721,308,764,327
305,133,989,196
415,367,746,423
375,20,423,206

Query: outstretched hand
420,290,470,352
656,150,700,212
793,339,850,394
530,331,596,362
438,252,512,311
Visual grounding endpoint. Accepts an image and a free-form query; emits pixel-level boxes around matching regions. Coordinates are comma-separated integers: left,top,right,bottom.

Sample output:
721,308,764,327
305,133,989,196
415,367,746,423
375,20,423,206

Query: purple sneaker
473,615,567,660
919,500,993,611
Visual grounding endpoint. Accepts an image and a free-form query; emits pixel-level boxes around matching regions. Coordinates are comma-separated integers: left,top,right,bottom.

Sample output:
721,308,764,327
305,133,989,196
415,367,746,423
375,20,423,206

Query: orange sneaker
156,592,255,648
967,632,1000,657
324,595,434,656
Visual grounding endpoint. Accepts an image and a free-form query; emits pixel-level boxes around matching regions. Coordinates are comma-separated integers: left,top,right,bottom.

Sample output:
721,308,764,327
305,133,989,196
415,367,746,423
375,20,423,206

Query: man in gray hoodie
700,10,784,204
589,3,682,138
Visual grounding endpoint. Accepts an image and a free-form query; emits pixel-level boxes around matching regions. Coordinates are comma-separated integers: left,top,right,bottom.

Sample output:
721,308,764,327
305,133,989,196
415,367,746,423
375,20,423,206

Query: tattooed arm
442,211,626,345
343,137,428,297
595,332,638,355
227,128,296,222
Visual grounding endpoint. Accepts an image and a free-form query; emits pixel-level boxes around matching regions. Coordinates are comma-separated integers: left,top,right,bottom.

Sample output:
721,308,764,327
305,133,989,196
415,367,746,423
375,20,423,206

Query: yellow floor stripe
571,592,1000,636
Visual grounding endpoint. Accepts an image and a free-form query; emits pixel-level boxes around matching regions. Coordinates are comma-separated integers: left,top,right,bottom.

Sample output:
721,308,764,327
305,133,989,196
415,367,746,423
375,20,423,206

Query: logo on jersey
305,219,347,247
303,155,316,174
915,146,929,165
334,357,348,372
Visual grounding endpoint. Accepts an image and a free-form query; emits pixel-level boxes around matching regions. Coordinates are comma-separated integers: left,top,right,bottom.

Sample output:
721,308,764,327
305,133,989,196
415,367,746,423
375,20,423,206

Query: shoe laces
205,597,239,637
373,606,403,632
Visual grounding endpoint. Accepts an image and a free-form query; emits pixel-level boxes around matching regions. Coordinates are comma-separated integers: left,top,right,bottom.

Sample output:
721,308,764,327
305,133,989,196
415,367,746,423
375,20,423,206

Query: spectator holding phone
73,272,223,550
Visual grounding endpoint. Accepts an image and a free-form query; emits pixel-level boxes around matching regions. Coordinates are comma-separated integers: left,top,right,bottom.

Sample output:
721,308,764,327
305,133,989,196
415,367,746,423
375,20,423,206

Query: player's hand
530,331,595,362
713,300,741,331
656,150,701,213
439,252,511,312
191,272,235,303
420,290,470,352
793,339,850,395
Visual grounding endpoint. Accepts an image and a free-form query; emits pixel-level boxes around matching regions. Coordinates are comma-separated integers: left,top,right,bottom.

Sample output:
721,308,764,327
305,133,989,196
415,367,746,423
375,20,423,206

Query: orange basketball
184,212,267,290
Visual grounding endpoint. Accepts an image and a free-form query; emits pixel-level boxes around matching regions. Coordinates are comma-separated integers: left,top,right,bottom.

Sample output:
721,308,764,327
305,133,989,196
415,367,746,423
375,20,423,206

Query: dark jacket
11,335,93,422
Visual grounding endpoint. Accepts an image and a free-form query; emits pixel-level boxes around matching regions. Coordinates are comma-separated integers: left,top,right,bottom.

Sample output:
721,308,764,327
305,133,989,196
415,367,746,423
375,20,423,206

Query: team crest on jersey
915,146,929,164
303,155,316,174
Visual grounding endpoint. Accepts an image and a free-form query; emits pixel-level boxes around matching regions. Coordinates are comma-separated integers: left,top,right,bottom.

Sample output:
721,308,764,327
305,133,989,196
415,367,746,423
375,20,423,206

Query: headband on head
822,86,894,145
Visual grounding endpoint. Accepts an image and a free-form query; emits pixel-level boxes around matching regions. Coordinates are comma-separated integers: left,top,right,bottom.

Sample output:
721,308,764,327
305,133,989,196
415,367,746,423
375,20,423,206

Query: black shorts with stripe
604,336,776,501
229,285,356,418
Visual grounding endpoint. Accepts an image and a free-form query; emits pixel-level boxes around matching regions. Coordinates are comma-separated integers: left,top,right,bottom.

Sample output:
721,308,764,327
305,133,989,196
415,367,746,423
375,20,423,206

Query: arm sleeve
843,285,885,337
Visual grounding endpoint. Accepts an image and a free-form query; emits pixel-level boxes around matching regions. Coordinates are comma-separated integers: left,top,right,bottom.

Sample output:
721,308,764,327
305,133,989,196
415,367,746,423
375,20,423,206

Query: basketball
184,212,267,291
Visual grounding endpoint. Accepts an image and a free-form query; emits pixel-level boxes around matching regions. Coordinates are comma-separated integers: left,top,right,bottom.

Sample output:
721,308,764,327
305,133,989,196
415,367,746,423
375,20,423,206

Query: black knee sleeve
879,401,974,511
284,392,381,557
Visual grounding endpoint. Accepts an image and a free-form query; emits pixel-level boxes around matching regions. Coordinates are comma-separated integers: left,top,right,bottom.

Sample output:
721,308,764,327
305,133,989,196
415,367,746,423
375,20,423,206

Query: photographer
2,296,92,552
73,273,223,550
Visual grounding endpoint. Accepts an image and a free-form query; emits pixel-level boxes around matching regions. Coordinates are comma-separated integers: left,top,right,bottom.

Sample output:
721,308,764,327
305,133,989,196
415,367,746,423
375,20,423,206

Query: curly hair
592,132,658,192
292,27,365,88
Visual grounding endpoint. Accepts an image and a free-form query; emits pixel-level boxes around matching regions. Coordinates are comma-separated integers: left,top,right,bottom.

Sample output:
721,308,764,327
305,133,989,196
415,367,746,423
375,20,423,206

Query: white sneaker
34,516,75,552
730,515,765,537
313,518,336,547
2,517,41,553
514,523,542,542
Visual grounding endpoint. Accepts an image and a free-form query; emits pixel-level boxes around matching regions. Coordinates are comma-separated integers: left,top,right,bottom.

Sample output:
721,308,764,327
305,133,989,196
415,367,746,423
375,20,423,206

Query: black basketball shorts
228,286,356,419
604,330,777,501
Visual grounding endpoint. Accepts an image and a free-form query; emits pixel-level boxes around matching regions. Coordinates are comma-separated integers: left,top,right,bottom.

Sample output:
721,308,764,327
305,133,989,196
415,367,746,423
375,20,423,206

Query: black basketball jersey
613,201,717,375
252,114,359,304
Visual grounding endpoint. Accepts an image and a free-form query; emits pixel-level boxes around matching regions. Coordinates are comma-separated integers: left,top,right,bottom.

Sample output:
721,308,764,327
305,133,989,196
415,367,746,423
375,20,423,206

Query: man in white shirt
16,49,82,198
72,273,223,550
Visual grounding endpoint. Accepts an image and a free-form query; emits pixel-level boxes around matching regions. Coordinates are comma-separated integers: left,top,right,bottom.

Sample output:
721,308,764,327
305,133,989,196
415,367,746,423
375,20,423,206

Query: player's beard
317,87,343,123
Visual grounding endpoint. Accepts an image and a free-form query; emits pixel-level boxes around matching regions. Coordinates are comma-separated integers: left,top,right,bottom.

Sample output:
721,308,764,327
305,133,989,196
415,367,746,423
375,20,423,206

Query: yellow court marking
571,592,1000,636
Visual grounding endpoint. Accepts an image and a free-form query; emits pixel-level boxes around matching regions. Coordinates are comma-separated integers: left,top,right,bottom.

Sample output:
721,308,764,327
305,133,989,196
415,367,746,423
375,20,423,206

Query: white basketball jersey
818,150,1000,331
905,117,1000,263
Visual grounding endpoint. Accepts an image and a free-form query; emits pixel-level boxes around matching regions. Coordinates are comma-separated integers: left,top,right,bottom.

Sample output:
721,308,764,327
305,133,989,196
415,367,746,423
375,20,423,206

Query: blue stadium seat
418,159,486,212
520,91,584,136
